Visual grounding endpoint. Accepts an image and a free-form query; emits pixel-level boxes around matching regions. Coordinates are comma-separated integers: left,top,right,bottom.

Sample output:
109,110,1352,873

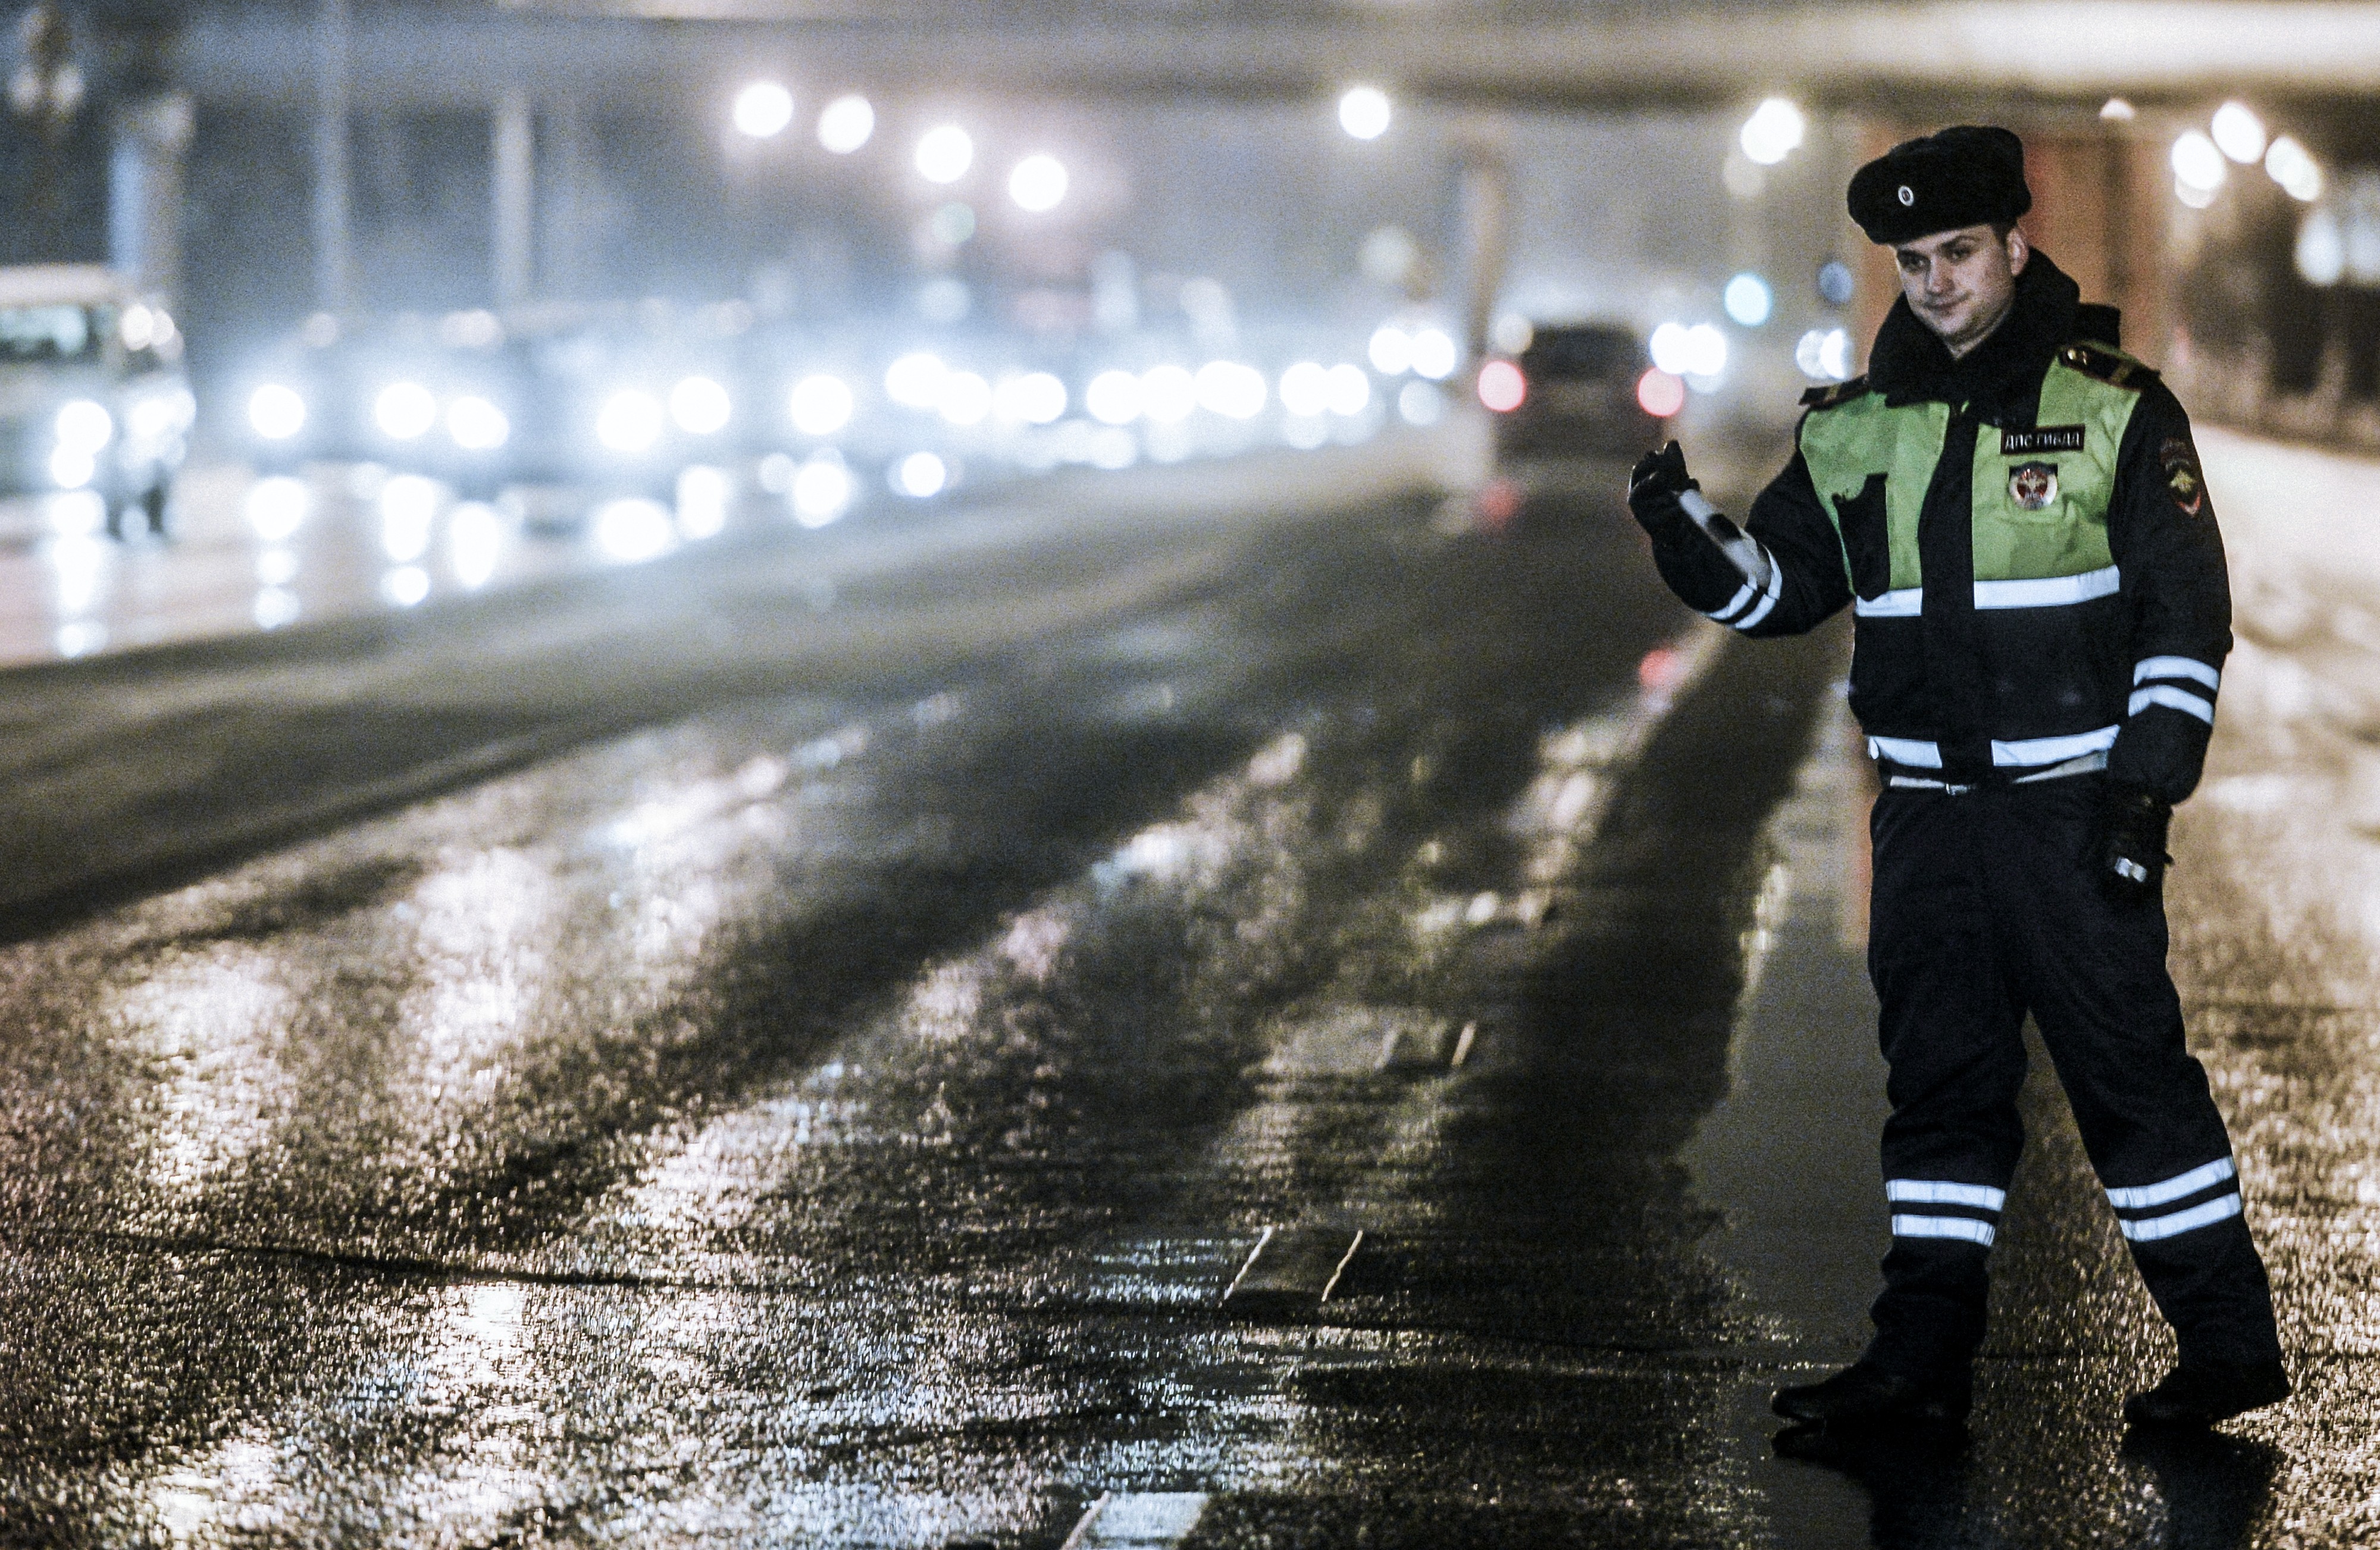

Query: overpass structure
170,2,2380,111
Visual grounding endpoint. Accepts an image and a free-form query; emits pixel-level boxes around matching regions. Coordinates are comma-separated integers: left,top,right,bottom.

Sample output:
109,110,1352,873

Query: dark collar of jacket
1864,250,2081,421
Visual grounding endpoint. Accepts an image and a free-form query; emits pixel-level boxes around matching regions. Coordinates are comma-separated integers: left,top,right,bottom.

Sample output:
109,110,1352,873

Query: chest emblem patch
2008,461,2059,510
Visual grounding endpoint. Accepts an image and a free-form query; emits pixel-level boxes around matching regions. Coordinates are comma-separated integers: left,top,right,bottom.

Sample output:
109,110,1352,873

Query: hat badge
1897,184,1915,206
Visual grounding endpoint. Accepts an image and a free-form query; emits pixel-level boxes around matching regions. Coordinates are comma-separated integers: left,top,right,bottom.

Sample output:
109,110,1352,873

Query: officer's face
1893,224,2031,359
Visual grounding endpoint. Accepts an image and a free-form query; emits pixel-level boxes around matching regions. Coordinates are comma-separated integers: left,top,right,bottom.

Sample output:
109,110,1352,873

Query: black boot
2122,1360,2290,1428
1773,1361,1971,1427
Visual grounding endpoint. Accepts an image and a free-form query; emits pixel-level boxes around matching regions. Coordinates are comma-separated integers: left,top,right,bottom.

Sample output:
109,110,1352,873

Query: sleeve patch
2159,435,2205,516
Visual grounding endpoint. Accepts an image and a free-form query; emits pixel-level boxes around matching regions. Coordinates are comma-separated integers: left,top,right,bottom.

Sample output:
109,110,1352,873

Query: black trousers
1863,775,2282,1382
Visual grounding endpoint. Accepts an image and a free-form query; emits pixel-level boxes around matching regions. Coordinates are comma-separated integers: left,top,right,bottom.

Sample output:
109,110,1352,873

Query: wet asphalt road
0,443,2374,1547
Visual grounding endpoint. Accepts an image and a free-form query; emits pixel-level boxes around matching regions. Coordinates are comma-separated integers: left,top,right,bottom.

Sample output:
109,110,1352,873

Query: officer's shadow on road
1768,1419,2277,1548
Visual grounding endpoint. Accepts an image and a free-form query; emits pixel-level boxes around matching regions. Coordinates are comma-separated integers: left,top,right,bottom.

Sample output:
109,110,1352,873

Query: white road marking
1061,1491,1210,1549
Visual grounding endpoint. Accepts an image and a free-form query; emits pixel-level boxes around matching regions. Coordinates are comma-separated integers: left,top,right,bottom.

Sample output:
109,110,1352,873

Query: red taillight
1477,359,1526,413
1636,367,1686,418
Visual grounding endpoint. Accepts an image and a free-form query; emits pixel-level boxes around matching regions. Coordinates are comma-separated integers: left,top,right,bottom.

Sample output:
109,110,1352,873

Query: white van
0,264,194,538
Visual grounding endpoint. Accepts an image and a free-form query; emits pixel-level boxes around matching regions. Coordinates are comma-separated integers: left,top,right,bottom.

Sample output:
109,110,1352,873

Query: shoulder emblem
1799,374,1871,410
2058,342,2158,392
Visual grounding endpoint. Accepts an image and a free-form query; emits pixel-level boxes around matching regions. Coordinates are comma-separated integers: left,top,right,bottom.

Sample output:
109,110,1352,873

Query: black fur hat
1848,126,2032,245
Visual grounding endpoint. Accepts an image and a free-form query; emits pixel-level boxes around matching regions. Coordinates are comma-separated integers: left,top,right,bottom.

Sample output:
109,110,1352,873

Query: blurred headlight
996,371,1068,425
793,453,854,527
1140,365,1196,424
936,370,992,427
671,375,732,436
789,374,855,437
597,390,665,454
884,352,947,409
374,381,437,441
55,398,112,451
1325,363,1371,417
48,444,95,490
1194,361,1267,419
446,394,511,451
1279,362,1329,418
893,450,948,499
1407,328,1458,381
1085,370,1142,425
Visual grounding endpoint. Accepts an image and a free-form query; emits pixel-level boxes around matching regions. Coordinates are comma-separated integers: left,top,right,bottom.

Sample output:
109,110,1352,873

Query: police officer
1627,126,2288,1431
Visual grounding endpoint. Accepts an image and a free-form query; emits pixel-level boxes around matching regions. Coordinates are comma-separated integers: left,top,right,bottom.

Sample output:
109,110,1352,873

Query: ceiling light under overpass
1739,98,1804,167
733,81,796,140
2266,136,2323,202
2296,208,2345,286
2171,131,2226,194
2211,101,2266,164
916,125,973,184
1009,155,1068,212
1339,86,1391,142
818,94,873,154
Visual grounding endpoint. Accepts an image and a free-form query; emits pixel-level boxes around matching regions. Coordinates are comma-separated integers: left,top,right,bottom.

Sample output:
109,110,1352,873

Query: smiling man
1626,126,2287,1435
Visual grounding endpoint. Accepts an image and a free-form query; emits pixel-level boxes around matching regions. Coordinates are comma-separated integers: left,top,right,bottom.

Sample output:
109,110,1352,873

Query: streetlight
1009,154,1067,212
2210,102,2266,165
1739,98,1805,165
732,81,795,140
916,125,973,184
1338,86,1391,141
818,94,874,154
2171,130,2226,208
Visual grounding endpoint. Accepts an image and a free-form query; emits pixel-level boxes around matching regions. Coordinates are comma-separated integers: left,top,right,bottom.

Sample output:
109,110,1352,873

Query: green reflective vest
1799,343,2152,601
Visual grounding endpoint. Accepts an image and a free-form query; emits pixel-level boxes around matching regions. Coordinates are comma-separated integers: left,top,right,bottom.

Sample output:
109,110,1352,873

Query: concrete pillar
311,0,350,314
541,103,590,298
1451,125,1512,364
492,85,533,307
108,92,193,298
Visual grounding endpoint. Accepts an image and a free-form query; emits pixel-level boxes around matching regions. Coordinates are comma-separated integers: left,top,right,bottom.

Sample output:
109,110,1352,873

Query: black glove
1627,440,1702,546
2093,780,2172,906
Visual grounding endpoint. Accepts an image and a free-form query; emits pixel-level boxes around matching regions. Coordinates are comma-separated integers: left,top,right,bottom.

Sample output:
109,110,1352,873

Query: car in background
1488,322,1667,465
0,264,193,538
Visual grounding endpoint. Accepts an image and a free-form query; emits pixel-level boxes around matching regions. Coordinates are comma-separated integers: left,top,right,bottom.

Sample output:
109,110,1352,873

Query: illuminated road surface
0,433,2373,1546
